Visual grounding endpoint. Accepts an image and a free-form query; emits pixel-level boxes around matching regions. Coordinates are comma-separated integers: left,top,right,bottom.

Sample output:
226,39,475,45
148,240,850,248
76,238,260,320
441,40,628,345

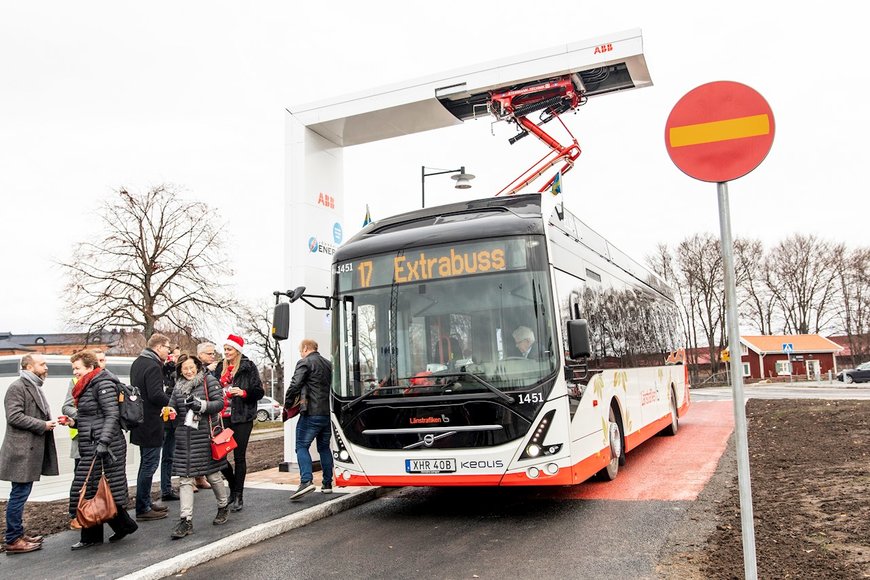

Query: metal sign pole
717,181,758,579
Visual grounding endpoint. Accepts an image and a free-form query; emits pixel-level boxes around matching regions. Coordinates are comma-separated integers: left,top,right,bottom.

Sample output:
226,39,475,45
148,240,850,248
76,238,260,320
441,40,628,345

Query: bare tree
735,238,777,334
61,185,237,338
764,234,840,334
677,233,727,375
834,246,870,366
236,301,284,399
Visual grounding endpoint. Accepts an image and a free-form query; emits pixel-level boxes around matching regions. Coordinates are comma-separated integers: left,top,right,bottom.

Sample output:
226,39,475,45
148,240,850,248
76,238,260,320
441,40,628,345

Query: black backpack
118,382,144,431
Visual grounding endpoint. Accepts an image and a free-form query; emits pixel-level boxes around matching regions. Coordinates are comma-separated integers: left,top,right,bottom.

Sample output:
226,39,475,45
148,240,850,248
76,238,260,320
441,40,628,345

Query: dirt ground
0,435,284,549
5,401,870,577
660,399,870,579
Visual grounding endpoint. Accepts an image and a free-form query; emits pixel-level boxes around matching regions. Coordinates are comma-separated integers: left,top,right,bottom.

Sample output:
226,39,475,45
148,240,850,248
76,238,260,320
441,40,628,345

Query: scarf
219,361,236,387
72,366,103,406
20,369,44,388
139,348,163,364
20,370,49,411
175,371,205,398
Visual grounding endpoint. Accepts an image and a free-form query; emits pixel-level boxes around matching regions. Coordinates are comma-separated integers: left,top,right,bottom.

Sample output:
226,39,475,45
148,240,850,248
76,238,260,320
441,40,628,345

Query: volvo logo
423,434,435,447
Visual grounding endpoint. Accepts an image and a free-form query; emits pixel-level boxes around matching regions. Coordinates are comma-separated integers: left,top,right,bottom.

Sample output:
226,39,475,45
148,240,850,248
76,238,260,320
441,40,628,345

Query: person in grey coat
67,350,138,550
167,354,230,539
0,353,58,554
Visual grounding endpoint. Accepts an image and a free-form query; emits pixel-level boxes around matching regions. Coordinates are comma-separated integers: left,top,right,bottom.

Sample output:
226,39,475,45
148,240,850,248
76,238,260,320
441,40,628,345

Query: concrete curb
117,487,386,580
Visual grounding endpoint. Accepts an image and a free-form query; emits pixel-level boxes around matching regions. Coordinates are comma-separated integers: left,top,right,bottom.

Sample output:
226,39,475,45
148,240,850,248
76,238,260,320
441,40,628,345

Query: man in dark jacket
160,346,180,501
130,333,171,521
0,354,58,554
286,338,333,500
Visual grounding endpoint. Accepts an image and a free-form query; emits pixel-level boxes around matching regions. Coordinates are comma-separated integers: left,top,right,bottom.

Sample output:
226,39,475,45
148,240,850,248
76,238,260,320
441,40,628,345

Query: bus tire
662,387,679,436
598,406,623,481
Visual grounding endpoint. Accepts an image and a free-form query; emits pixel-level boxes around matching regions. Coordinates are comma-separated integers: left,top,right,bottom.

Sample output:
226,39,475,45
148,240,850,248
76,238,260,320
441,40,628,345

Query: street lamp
421,166,475,208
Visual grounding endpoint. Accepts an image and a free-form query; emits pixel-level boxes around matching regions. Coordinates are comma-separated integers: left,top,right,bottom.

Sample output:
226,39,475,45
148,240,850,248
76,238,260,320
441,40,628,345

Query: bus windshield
332,236,557,399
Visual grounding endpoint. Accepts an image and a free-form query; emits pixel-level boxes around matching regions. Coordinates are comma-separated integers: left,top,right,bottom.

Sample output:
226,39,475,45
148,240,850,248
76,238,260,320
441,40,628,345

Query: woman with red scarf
215,334,264,512
67,350,137,550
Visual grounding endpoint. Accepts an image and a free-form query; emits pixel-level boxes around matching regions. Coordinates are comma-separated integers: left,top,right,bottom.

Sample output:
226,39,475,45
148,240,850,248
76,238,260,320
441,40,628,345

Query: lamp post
421,166,475,208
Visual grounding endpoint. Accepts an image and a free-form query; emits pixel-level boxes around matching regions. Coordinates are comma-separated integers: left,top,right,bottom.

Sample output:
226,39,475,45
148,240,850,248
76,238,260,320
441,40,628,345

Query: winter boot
230,491,244,512
170,518,193,539
213,505,230,525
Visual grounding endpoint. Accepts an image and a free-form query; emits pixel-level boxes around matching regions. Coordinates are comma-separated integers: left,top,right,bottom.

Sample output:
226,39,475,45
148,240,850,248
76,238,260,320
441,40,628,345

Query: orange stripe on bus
669,114,770,147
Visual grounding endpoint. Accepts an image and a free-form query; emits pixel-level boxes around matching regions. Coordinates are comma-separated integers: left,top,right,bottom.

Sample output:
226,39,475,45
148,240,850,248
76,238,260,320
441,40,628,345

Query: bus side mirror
272,302,290,341
567,319,591,359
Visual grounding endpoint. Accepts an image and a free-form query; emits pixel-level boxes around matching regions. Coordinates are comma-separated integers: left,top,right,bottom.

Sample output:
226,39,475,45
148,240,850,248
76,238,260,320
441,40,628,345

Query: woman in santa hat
215,334,264,511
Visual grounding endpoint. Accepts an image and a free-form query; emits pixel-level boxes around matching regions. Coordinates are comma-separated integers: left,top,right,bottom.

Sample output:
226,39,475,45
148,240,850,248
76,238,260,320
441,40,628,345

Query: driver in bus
512,326,537,360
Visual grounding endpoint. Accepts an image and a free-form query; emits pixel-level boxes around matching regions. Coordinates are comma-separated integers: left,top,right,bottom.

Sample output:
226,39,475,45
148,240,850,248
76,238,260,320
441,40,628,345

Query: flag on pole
363,204,372,227
550,171,562,196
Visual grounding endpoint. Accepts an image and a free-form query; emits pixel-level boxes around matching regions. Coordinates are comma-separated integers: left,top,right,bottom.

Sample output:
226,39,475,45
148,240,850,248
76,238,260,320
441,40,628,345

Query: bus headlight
527,467,540,479
526,444,541,458
545,463,559,475
339,449,350,461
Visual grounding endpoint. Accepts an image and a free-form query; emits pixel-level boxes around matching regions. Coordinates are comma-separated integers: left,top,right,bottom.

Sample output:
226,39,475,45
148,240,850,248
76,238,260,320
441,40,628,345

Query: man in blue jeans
0,354,58,554
130,334,172,520
285,339,334,500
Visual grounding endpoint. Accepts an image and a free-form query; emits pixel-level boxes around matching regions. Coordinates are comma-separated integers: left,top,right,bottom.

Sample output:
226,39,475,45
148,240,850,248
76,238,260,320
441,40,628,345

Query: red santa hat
224,334,245,354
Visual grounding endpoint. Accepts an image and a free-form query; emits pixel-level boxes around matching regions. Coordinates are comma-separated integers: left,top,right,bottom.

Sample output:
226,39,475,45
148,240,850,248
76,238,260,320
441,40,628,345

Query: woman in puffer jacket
167,354,230,539
68,350,138,550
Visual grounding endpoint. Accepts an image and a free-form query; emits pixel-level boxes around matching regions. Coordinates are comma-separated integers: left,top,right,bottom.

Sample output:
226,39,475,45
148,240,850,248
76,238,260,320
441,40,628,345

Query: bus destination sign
334,239,527,290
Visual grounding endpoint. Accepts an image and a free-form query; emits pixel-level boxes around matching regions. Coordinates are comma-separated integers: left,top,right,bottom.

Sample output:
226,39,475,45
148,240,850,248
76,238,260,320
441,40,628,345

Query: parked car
257,395,282,422
836,361,870,384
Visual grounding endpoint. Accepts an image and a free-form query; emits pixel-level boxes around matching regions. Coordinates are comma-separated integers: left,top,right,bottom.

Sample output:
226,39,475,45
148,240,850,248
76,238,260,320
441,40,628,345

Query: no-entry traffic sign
665,81,774,182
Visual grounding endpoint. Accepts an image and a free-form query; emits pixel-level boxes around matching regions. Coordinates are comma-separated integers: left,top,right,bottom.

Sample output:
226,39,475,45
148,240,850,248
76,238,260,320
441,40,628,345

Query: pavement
3,467,384,580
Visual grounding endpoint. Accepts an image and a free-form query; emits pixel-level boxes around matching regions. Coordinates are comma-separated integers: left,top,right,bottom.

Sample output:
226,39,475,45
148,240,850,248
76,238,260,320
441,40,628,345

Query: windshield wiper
344,385,390,412
431,372,514,404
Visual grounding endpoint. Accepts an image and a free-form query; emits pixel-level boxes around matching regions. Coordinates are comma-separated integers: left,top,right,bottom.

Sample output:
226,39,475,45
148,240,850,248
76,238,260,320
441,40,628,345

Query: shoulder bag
205,376,237,460
76,456,118,527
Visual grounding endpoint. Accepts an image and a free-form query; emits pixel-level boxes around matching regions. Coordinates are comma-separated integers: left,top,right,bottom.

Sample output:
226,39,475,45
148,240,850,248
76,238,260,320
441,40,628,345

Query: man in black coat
130,333,171,521
286,338,333,500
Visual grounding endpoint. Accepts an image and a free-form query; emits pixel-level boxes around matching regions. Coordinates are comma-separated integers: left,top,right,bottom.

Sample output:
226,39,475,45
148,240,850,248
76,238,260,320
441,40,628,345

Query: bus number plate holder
405,458,456,474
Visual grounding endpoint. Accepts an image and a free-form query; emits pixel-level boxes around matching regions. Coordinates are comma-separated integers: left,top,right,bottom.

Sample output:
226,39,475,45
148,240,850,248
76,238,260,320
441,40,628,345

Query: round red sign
665,81,775,183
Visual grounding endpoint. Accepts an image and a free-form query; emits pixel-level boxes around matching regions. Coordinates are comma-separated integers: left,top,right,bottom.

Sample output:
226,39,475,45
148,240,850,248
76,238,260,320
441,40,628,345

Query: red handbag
205,376,237,460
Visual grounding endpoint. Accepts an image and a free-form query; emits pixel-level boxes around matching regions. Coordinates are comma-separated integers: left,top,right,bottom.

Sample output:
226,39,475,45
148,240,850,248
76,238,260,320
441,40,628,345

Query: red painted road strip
554,400,734,501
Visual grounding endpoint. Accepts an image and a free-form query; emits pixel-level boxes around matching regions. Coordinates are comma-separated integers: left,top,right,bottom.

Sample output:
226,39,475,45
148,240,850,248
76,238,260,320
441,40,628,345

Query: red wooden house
737,335,843,380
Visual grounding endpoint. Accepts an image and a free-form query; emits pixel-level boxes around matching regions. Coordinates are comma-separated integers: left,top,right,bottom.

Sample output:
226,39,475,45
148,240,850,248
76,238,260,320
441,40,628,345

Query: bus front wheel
598,407,623,481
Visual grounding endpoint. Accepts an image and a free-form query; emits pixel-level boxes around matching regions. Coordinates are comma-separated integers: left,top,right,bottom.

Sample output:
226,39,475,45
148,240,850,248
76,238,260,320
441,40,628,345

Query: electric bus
277,193,689,487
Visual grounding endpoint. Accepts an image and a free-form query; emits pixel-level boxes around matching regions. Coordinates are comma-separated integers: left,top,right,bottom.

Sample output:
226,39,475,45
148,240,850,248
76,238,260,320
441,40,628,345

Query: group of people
1,330,335,555
126,333,265,543
0,331,269,553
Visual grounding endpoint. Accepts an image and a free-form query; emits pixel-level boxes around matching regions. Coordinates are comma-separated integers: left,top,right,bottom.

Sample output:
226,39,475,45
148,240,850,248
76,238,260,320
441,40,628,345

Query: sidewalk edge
117,487,386,580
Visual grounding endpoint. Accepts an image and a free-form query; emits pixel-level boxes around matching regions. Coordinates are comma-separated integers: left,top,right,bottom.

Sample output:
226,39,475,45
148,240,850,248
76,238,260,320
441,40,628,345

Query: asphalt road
178,486,691,580
690,382,870,401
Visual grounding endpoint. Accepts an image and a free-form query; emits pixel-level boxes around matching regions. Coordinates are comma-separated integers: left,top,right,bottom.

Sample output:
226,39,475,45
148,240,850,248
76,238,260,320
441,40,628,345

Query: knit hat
224,334,245,354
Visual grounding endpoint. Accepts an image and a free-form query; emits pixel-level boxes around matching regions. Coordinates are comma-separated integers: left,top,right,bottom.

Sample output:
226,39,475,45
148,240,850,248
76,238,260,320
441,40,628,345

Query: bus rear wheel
598,407,623,481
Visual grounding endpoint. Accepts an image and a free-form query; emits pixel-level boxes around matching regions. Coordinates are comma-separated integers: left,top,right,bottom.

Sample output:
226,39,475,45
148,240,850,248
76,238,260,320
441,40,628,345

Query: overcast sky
1,2,864,340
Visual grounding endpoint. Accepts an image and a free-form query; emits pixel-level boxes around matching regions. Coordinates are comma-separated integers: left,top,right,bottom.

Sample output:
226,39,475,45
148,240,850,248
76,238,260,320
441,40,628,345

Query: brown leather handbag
76,456,118,527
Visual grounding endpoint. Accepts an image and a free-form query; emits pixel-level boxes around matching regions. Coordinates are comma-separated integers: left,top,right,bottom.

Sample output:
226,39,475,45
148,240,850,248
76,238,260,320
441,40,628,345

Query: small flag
363,204,372,227
550,171,562,196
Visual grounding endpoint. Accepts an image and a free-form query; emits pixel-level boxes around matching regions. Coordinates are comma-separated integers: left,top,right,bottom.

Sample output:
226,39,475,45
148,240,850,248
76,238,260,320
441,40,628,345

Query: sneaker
213,505,230,526
321,482,333,494
136,509,168,522
290,481,316,500
170,518,193,539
